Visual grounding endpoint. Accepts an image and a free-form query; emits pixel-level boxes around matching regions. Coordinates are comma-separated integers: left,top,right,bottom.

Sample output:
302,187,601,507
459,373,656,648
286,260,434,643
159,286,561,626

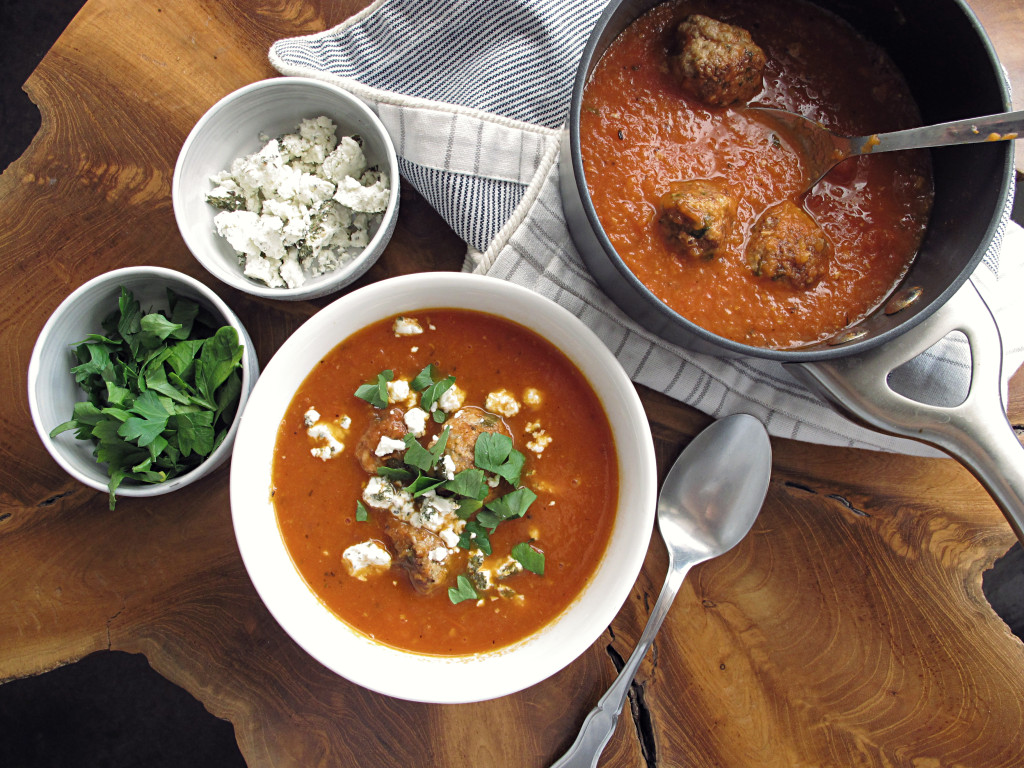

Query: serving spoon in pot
550,413,772,768
747,106,1024,194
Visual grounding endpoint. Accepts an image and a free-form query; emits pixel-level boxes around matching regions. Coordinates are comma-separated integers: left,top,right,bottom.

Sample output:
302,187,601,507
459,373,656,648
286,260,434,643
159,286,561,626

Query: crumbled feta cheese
428,546,449,563
374,435,407,457
363,477,416,519
496,557,524,579
343,540,392,580
414,490,461,532
421,490,460,518
303,408,320,427
438,528,461,548
485,389,520,418
404,407,428,437
205,116,390,290
525,420,552,455
440,454,456,480
470,568,494,591
497,585,524,602
387,378,411,403
363,476,396,508
339,415,352,429
438,384,465,413
307,423,344,460
527,431,552,455
523,388,542,406
333,171,391,213
393,316,423,336
321,136,366,183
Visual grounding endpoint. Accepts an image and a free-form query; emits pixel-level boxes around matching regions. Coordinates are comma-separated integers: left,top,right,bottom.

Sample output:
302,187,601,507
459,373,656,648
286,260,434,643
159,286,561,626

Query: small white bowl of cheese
173,76,400,301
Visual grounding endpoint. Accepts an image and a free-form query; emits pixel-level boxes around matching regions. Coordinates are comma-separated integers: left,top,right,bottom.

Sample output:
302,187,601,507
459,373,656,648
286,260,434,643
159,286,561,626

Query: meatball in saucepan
669,14,766,106
747,200,831,288
658,179,739,260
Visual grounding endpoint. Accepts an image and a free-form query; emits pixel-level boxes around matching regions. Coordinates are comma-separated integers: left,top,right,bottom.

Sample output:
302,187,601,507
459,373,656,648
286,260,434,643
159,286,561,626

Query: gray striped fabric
270,0,1024,455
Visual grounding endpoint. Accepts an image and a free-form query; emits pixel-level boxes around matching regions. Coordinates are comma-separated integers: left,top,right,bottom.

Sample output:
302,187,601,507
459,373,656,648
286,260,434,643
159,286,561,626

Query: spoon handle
550,563,691,768
855,109,1024,155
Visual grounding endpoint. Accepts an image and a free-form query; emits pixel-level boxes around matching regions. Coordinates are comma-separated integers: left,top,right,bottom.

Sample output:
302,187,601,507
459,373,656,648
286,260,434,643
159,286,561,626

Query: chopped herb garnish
453,498,483,520
448,574,479,605
412,364,456,413
354,369,394,408
442,468,489,500
401,427,450,472
377,466,415,484
49,287,243,510
355,500,369,522
411,364,438,392
474,432,525,486
458,520,493,555
479,487,538,529
406,473,445,498
511,542,545,575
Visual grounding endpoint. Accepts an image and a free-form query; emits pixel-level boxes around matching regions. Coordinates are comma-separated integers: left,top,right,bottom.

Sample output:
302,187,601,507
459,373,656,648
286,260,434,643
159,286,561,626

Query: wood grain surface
2,1,1023,766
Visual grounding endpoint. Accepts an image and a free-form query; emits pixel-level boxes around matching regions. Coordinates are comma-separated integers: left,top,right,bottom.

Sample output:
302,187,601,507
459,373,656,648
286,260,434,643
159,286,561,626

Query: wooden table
3,1,1023,765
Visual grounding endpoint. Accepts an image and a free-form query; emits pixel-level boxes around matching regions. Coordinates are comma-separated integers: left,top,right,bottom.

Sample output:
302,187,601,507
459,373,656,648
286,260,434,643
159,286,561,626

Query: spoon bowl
551,413,772,767
748,106,1024,194
658,414,774,563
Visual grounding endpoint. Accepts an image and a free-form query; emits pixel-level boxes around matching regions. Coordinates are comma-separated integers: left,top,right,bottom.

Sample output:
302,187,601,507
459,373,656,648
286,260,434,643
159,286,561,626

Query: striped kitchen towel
269,0,1024,455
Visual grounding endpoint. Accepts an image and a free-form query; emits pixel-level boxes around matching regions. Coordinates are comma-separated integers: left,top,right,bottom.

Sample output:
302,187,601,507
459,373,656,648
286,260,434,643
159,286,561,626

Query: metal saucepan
559,0,1023,540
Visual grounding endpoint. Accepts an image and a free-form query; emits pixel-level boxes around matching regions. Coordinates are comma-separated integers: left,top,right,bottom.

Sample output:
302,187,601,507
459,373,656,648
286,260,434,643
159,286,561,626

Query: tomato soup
581,0,934,349
271,310,619,655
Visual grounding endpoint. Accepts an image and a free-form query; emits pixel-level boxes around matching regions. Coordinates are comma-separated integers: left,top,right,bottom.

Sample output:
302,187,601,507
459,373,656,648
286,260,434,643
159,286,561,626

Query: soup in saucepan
581,0,934,349
271,309,619,655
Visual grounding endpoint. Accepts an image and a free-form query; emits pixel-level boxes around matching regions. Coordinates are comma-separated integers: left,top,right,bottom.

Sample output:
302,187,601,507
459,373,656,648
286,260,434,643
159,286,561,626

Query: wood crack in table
2,1,1023,766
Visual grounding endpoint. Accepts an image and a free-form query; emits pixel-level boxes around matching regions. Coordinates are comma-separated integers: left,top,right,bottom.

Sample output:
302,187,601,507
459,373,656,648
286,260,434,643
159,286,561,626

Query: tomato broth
581,0,934,348
272,310,619,655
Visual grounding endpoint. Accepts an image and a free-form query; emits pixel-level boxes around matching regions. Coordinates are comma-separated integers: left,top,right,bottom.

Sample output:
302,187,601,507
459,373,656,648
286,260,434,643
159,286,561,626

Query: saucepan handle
787,280,1024,543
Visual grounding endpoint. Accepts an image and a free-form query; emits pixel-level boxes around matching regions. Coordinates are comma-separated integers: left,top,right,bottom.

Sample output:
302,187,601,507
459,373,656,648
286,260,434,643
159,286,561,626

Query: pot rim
566,0,1014,363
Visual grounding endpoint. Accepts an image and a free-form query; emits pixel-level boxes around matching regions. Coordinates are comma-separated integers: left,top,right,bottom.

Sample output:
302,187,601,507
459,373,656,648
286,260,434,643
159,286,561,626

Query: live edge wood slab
2,1,1023,766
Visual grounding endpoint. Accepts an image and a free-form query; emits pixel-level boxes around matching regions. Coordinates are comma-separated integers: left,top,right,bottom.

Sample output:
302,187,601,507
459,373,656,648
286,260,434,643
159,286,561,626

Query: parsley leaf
458,520,492,555
453,498,483,520
377,466,415,484
474,432,525,486
481,487,537,528
411,364,438,392
511,542,545,575
442,468,489,500
355,500,368,522
406,473,445,498
354,369,394,409
411,364,456,413
448,574,479,605
401,427,450,472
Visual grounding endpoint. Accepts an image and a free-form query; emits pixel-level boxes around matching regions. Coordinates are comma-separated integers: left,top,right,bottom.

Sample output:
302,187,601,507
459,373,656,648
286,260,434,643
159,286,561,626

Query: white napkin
269,0,1024,455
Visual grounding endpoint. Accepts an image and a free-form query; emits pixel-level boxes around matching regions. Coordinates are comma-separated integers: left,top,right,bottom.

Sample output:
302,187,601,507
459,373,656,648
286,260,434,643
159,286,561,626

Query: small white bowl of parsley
28,267,259,508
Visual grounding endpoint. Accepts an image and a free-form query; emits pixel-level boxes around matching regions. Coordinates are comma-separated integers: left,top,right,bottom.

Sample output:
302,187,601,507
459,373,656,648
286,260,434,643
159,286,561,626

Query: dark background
2,2,1022,767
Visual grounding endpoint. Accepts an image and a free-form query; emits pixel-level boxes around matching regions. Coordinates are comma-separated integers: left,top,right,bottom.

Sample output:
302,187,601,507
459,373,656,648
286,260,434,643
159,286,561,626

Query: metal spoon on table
551,413,772,768
748,106,1024,193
